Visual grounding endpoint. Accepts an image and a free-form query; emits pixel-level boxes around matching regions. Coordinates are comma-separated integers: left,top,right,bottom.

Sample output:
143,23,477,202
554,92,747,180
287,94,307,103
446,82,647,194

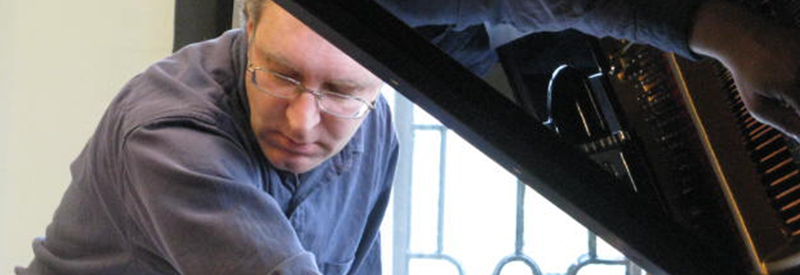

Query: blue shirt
16,29,399,275
377,0,706,74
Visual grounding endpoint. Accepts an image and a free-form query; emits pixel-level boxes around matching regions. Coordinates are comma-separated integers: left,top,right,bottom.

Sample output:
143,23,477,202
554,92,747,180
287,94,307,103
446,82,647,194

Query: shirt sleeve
375,0,707,59
121,117,320,275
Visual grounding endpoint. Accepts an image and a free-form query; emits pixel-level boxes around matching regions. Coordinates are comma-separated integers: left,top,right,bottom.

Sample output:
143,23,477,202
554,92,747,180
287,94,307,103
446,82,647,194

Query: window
380,88,646,275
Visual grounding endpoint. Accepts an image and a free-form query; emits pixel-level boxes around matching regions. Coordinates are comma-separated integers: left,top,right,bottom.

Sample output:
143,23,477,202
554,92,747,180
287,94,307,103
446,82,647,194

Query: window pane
385,88,640,275
409,129,442,254
380,85,395,114
409,258,461,275
576,264,627,275
524,187,587,274
496,261,540,275
442,132,518,274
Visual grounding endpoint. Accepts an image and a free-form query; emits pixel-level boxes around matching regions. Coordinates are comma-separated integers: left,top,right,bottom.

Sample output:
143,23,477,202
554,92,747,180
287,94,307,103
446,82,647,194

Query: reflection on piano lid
497,0,800,274
177,0,799,273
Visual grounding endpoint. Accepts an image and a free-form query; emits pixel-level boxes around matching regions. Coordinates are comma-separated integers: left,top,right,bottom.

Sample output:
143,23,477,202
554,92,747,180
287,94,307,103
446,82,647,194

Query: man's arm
689,0,800,140
377,0,800,140
375,0,706,59
122,119,321,274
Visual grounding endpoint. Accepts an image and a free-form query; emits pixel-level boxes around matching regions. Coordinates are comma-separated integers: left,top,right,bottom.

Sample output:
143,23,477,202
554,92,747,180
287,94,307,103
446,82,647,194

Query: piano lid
273,0,746,274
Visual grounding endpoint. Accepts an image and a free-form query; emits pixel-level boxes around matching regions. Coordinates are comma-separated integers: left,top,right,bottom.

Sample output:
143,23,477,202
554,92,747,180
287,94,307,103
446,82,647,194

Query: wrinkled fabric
16,29,399,275
381,0,706,69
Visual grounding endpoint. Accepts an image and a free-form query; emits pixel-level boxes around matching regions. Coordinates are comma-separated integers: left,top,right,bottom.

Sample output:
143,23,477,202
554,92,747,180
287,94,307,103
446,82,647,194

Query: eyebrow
257,47,376,93
327,80,367,92
260,50,298,74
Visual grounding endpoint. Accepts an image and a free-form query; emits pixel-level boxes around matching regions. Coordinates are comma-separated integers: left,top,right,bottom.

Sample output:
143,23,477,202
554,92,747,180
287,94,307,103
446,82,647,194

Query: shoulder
106,29,251,143
121,115,261,186
84,29,260,178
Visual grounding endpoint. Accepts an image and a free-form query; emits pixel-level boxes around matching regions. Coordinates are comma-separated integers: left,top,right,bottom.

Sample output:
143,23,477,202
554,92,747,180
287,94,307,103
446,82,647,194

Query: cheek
247,89,283,126
322,117,364,146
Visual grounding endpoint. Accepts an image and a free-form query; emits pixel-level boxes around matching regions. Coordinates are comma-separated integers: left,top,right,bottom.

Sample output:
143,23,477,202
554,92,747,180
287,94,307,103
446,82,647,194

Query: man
16,0,800,274
18,1,397,274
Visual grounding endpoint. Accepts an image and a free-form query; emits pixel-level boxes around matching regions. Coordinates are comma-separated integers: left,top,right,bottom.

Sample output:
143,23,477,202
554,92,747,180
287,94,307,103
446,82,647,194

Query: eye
327,85,366,97
267,71,299,86
261,60,300,83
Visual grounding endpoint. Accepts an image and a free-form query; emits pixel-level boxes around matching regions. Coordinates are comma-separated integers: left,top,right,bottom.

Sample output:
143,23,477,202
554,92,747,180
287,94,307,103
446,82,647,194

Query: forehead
251,3,381,87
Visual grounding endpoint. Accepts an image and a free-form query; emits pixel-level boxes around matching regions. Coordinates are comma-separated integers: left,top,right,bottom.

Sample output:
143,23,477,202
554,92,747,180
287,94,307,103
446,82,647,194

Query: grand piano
175,0,800,274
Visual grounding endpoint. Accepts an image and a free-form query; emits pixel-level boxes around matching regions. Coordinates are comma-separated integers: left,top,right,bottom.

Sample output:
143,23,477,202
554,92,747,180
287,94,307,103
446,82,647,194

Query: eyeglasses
246,62,376,119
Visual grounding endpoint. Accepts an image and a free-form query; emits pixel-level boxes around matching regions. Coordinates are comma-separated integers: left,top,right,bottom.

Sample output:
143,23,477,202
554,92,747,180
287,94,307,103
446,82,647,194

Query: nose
284,92,321,142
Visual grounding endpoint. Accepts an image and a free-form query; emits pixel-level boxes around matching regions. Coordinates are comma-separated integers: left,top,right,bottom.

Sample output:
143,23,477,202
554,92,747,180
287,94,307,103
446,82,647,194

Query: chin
265,151,325,174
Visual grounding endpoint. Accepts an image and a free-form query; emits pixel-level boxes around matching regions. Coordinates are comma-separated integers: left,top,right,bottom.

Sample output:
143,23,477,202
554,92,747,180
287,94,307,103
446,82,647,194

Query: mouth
267,132,318,156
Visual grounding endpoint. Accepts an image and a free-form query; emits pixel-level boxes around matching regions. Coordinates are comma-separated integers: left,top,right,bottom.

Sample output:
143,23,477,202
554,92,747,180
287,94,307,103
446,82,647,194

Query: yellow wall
0,1,174,272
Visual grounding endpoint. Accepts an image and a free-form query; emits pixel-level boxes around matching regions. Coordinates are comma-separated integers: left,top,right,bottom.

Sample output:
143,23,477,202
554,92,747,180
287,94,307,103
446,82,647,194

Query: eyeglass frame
245,53,378,119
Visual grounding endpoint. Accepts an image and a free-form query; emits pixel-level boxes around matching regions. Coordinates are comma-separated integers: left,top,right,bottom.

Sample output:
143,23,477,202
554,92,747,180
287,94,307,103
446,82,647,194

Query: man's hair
244,0,270,25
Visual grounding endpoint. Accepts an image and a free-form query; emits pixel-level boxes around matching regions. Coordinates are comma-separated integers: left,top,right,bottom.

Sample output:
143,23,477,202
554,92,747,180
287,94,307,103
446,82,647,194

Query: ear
246,19,255,40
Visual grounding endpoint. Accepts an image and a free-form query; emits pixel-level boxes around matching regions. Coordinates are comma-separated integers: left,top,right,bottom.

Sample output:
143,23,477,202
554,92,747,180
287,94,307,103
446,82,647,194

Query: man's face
245,2,382,174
